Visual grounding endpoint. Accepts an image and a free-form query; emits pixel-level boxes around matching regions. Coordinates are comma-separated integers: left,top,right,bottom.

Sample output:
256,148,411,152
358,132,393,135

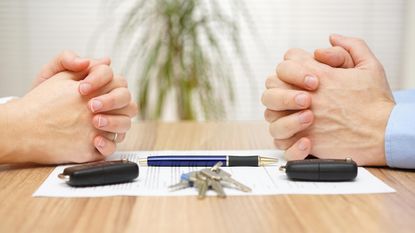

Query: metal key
206,162,252,193
210,161,223,171
168,180,191,191
168,171,197,191
169,162,251,198
209,179,226,198
200,167,227,198
200,168,222,181
216,169,252,192
195,173,209,199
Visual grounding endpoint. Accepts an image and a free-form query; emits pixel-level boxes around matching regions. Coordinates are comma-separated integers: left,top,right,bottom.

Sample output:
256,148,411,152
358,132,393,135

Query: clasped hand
262,34,395,166
3,51,137,164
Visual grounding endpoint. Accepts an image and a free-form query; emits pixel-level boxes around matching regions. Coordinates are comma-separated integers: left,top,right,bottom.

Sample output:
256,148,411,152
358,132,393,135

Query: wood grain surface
1,121,414,233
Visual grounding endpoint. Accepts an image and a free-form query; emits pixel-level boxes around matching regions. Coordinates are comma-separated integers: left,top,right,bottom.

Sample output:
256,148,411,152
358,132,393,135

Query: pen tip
138,158,148,166
259,156,278,166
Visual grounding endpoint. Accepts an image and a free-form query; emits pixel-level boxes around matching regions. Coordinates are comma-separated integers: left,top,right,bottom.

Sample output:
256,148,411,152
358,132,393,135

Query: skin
262,34,395,166
0,51,138,164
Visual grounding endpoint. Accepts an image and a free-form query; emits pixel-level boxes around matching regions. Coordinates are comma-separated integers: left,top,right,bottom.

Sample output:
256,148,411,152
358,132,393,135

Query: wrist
365,101,395,166
0,100,28,163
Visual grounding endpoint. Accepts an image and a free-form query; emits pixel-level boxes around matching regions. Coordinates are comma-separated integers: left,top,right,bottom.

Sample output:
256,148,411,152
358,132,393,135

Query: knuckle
104,144,116,156
130,102,139,116
264,109,273,122
284,48,308,60
264,109,279,123
349,37,367,47
276,60,297,77
282,92,293,107
283,48,298,60
115,75,128,88
269,123,276,138
354,38,366,45
308,62,329,78
269,122,282,139
276,124,289,139
120,76,128,87
60,49,73,57
261,91,268,106
40,63,50,72
265,74,279,89
273,139,290,150
124,88,132,102
108,95,116,108
279,122,294,138
276,62,285,75
97,64,113,77
265,75,273,88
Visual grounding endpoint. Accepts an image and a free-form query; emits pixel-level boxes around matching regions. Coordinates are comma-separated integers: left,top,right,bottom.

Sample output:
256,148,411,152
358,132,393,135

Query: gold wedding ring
112,133,118,142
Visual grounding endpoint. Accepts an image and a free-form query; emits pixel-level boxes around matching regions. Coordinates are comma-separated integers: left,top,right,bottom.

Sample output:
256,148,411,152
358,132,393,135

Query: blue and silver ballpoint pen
138,155,278,167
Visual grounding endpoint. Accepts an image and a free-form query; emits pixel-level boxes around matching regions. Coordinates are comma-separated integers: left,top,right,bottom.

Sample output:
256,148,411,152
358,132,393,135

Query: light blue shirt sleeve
0,97,17,104
385,89,415,168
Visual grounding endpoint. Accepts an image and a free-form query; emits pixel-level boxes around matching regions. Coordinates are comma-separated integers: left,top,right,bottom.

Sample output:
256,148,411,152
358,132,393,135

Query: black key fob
280,158,357,181
58,159,139,187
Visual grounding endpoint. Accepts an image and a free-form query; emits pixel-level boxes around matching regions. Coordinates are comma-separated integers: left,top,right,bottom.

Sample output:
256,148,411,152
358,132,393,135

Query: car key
279,158,358,181
168,171,197,191
58,159,139,187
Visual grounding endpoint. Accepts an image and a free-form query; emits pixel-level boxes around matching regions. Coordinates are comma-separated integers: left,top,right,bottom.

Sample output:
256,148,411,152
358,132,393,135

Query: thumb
314,46,355,68
34,50,90,87
71,57,111,81
329,34,380,69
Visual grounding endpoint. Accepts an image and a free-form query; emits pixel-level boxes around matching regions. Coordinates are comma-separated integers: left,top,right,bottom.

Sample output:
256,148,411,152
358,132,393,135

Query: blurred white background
1,0,414,120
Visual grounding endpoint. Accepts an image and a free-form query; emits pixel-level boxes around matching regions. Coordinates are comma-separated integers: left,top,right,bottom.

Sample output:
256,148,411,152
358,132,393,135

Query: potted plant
109,0,253,120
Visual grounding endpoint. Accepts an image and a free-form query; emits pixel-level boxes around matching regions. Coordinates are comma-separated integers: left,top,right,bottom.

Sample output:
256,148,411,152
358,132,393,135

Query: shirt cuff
393,89,415,103
0,97,18,104
385,103,415,168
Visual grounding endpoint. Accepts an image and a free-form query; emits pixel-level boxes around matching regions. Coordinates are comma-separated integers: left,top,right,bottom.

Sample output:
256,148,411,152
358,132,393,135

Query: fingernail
298,111,312,124
90,99,103,112
97,137,106,149
97,115,108,128
297,139,308,151
304,76,318,89
295,93,308,107
79,82,91,95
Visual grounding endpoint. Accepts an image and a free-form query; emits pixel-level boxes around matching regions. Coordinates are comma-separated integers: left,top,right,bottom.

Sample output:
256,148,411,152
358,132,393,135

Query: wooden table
1,122,415,233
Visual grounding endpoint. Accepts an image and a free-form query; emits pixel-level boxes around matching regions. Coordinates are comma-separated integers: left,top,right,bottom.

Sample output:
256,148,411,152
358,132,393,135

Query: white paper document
33,150,395,197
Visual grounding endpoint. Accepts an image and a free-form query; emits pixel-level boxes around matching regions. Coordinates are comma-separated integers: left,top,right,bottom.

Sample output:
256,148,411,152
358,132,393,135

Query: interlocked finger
265,74,296,90
89,87,131,113
264,109,293,123
100,132,127,143
283,48,314,62
93,114,132,133
262,88,311,111
284,137,312,161
269,110,314,140
106,101,138,118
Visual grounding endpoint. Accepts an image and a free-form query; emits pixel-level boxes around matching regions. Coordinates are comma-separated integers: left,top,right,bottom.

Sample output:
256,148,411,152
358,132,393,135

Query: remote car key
279,158,358,181
58,159,139,187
